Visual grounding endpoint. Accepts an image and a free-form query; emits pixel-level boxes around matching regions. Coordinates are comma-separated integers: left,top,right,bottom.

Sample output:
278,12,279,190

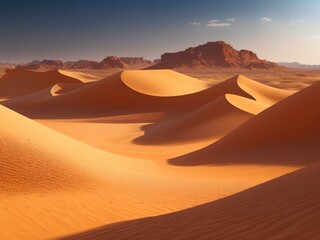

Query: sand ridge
170,81,320,166
0,69,83,98
57,70,102,83
3,71,293,120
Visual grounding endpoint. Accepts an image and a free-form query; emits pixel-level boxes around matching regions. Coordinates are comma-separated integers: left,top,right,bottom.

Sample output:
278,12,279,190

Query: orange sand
0,69,318,240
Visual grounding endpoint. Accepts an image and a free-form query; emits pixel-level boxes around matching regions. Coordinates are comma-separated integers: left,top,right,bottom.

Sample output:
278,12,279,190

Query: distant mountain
65,60,99,69
15,57,153,70
120,57,152,65
150,41,279,69
277,62,320,69
16,59,64,70
94,56,128,69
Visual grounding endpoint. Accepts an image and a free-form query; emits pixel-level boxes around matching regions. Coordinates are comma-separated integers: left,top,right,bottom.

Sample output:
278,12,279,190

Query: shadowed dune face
169,81,320,166
60,161,320,240
51,82,87,96
0,69,82,98
134,94,267,145
58,70,101,83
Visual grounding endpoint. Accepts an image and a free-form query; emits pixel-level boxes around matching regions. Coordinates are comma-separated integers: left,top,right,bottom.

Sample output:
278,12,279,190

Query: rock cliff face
151,41,278,69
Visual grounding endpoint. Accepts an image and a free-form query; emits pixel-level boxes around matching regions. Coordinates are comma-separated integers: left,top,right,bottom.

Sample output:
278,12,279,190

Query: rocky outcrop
16,59,64,70
93,56,128,69
151,41,278,69
14,57,153,70
68,60,99,69
67,57,152,69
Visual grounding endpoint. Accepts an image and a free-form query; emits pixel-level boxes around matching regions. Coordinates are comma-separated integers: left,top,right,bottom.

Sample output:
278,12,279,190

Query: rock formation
16,59,64,70
151,41,278,69
120,57,152,65
93,56,128,69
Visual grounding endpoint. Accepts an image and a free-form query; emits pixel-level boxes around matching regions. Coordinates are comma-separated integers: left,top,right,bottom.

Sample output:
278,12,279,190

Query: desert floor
0,68,319,240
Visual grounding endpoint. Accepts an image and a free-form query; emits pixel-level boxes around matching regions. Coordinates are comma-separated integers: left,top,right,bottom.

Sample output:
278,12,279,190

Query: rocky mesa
151,41,279,69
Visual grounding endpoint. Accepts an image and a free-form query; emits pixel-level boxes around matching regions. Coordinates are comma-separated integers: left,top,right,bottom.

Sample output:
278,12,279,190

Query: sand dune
235,74,294,104
170,81,320,166
0,105,159,193
3,71,292,119
0,105,115,192
0,69,82,98
58,70,101,83
61,161,320,240
121,70,208,96
135,94,268,144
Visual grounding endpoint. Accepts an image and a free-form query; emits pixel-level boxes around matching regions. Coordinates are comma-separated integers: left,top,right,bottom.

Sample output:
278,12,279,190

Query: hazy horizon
1,0,319,64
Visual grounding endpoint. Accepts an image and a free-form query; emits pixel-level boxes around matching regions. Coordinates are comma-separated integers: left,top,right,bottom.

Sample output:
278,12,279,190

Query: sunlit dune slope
170,81,320,166
58,70,101,83
61,161,320,240
235,74,295,104
0,105,134,192
121,69,208,96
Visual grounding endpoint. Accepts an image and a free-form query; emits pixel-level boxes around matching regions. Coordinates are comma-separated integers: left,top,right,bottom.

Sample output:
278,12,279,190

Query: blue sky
0,0,319,64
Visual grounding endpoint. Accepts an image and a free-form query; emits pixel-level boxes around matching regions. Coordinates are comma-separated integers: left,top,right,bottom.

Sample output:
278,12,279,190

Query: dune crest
235,74,295,104
121,70,208,96
58,70,101,83
3,70,293,120
135,94,267,145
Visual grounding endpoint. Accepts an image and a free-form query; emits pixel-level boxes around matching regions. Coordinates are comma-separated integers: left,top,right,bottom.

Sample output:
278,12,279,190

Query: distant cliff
151,41,279,69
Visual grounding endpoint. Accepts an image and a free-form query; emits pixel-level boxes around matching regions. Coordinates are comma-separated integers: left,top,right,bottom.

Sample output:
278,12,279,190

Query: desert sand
0,68,319,240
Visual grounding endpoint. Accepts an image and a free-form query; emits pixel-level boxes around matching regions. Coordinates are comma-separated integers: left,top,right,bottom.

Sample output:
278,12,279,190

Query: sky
0,0,319,64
